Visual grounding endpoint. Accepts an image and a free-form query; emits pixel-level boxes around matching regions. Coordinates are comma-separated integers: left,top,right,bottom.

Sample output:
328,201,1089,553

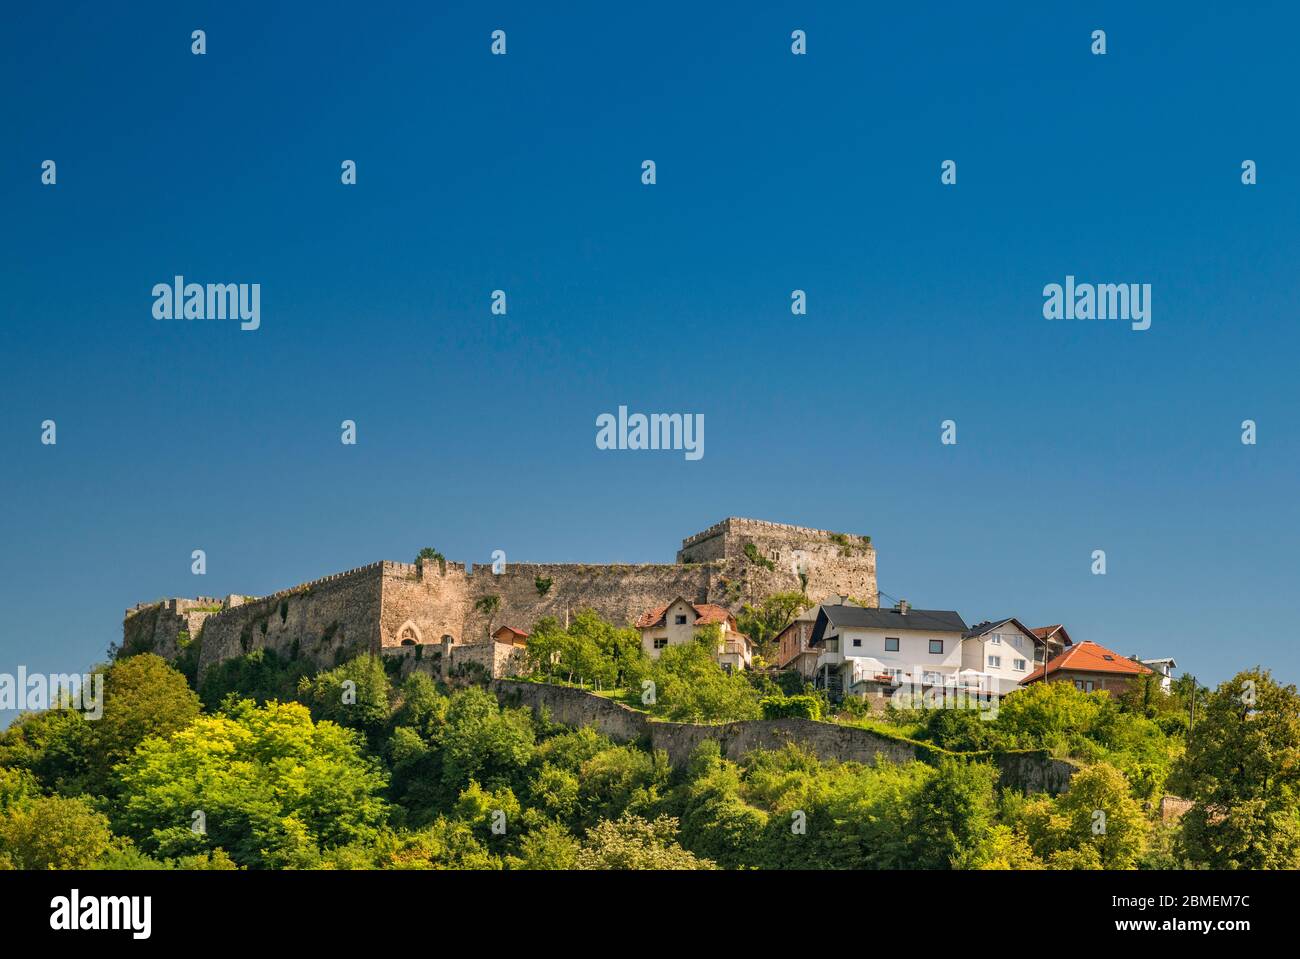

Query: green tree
1171,669,1300,868
991,679,1105,752
437,687,536,795
475,594,502,638
675,742,769,868
198,648,315,712
298,654,393,746
735,591,812,656
652,640,761,722
507,821,578,869
114,699,389,868
1019,763,1148,869
0,708,95,796
93,654,202,789
0,795,115,869
575,814,716,870
908,759,1000,869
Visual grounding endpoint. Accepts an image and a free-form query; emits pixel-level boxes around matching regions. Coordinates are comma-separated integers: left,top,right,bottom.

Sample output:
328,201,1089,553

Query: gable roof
1022,641,1153,683
811,605,967,645
492,625,529,640
635,598,734,630
1031,624,1074,647
963,617,1041,642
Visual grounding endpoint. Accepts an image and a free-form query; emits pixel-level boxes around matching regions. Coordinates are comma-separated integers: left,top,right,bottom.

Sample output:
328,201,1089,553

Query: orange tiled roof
493,625,529,639
692,604,733,626
635,599,734,629
1023,640,1152,683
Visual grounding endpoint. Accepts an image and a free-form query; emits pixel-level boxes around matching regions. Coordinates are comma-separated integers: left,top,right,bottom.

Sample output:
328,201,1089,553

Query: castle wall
195,564,384,676
131,517,880,674
456,562,719,640
123,598,224,660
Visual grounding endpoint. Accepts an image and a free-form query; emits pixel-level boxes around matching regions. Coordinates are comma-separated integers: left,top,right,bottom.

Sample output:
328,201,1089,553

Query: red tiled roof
493,625,529,639
1022,640,1153,683
1032,624,1074,647
692,604,733,626
635,599,734,629
635,603,672,629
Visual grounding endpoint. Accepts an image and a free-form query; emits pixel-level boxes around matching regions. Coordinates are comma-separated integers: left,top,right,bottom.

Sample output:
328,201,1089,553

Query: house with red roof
491,625,529,646
1030,624,1073,652
1021,640,1152,695
635,597,752,671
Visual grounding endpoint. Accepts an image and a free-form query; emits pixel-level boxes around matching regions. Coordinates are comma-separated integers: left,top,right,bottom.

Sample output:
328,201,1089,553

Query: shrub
760,694,822,721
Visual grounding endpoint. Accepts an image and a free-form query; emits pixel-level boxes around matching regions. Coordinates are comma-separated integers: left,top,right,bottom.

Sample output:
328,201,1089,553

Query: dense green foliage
1,625,1295,870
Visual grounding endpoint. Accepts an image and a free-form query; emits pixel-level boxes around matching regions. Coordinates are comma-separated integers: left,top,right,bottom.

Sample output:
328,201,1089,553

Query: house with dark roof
806,600,969,697
1022,640,1152,695
961,618,1053,693
635,597,752,671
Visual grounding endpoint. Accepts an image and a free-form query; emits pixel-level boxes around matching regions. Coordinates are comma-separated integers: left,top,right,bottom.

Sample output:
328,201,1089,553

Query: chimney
895,599,910,615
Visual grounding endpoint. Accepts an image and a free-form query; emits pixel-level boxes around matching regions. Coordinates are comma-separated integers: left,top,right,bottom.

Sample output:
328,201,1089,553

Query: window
885,637,900,652
1014,658,1027,671
929,640,944,655
674,615,687,625
653,638,668,649
1087,680,1095,692
987,655,1001,668
989,633,1002,645
852,638,862,648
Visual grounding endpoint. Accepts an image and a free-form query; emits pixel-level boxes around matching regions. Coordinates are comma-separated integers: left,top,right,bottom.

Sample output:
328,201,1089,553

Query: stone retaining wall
491,680,1078,794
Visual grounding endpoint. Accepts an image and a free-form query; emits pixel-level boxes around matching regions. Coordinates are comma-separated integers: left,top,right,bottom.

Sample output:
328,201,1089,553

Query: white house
1136,656,1177,693
961,618,1053,694
635,597,753,671
807,601,969,697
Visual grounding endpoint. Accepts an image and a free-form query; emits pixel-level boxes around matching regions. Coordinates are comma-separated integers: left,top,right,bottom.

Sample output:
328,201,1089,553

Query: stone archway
395,620,424,647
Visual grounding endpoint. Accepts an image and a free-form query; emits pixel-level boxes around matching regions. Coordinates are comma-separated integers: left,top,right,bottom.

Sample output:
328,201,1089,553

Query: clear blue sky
3,2,1299,727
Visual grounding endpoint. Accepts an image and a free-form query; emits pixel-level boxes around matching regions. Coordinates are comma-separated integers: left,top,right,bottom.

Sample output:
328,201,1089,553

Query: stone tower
680,517,878,609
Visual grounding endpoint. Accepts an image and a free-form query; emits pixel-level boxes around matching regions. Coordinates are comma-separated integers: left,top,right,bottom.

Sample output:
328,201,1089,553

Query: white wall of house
639,598,703,659
823,626,965,684
961,623,1041,686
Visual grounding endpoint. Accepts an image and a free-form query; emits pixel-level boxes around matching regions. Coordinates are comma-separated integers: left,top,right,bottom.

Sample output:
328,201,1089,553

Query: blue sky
3,2,1299,726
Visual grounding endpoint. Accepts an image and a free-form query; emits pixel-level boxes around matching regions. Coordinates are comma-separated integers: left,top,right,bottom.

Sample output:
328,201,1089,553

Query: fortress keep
123,517,877,675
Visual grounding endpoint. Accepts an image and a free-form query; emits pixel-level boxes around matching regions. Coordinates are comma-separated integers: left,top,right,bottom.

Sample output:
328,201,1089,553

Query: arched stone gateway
395,620,423,646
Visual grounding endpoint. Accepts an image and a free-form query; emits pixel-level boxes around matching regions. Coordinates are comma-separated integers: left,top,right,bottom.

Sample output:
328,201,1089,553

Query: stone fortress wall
125,517,878,675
